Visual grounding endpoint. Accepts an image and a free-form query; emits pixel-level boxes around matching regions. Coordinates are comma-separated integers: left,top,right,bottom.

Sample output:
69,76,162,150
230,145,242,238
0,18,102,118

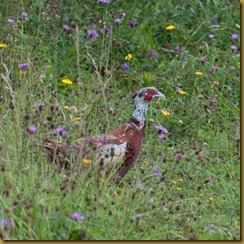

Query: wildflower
210,16,218,25
214,81,220,85
230,66,236,71
87,29,99,40
149,50,157,57
7,18,15,23
63,105,69,109
135,214,142,220
114,18,122,24
127,19,135,27
155,125,168,133
172,180,177,185
158,133,166,140
134,183,143,188
209,197,214,202
210,66,217,73
104,27,111,34
133,90,139,96
97,0,110,3
230,45,237,52
113,191,118,196
53,103,59,108
125,54,132,60
21,12,28,20
53,127,64,134
199,194,204,197
161,110,171,116
28,125,37,134
61,78,73,85
63,24,71,31
177,188,182,191
118,9,126,19
19,63,29,70
0,44,7,48
175,46,181,52
83,158,91,164
200,56,206,62
210,224,216,229
179,178,183,182
166,25,175,30
69,212,85,221
0,219,12,231
144,161,149,165
152,167,161,177
195,71,203,75
19,71,27,75
123,63,131,74
176,151,182,160
205,177,213,183
231,33,239,40
74,117,81,121
177,82,183,87
178,90,186,94
37,103,45,109
208,34,214,39
210,229,215,234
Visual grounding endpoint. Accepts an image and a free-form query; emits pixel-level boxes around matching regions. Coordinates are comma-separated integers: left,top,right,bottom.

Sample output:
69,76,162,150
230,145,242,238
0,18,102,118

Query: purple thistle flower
210,16,218,25
0,219,12,231
207,177,213,183
200,56,206,62
231,33,239,41
87,29,99,40
176,151,182,160
158,133,166,140
149,50,157,57
133,90,139,96
18,63,29,70
230,45,237,52
210,66,217,73
152,167,161,177
21,12,28,20
135,214,142,220
53,103,59,108
177,82,183,88
210,224,216,229
28,125,37,134
114,18,122,24
208,34,214,39
104,27,111,34
175,45,181,52
63,24,71,31
155,125,168,134
8,18,15,23
69,212,85,221
53,127,64,134
123,63,131,74
127,19,135,27
230,66,236,71
37,103,45,108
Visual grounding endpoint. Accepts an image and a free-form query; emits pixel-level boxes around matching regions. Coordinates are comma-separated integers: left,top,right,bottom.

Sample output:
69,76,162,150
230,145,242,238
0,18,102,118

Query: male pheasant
43,87,166,182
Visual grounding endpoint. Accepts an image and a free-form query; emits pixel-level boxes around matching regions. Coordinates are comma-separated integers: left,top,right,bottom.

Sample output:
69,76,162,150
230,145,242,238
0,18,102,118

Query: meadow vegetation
0,0,240,240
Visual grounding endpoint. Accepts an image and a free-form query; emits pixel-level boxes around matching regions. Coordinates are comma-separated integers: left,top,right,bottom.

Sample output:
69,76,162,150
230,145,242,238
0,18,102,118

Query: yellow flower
209,197,214,202
0,43,7,48
195,71,203,76
172,180,177,185
113,191,118,196
161,110,171,116
63,106,69,110
19,71,27,75
179,90,186,94
199,194,204,198
74,117,81,121
61,78,73,85
177,188,182,191
166,25,175,30
214,81,220,85
83,158,91,164
144,161,149,165
125,54,132,60
99,177,104,182
179,178,183,182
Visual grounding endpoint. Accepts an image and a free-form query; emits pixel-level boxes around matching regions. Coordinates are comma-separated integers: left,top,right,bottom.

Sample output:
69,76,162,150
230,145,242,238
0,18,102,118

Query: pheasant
43,87,166,182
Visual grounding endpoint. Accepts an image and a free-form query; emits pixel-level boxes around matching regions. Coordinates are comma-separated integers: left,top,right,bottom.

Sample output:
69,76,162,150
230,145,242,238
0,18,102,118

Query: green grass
0,0,240,240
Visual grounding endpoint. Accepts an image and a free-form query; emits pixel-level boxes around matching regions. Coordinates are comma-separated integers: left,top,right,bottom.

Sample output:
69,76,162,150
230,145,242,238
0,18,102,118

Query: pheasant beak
153,91,166,100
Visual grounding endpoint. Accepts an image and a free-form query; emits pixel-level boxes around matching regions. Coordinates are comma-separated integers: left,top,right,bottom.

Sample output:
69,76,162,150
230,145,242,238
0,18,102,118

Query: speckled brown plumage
43,87,166,182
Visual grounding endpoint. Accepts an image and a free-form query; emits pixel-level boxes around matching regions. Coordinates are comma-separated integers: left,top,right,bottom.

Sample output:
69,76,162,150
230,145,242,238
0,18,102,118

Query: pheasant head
132,87,166,123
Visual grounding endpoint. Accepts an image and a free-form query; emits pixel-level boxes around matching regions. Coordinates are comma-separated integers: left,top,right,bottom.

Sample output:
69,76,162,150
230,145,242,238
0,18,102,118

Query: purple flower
208,34,214,39
18,63,29,70
149,50,157,57
8,18,14,23
210,229,215,234
87,29,99,40
134,183,143,188
230,66,236,71
28,125,37,134
176,151,182,160
69,212,85,221
153,167,161,177
210,16,218,25
200,56,206,62
210,66,217,73
104,27,111,34
114,18,122,24
97,0,110,3
177,82,183,88
135,214,142,220
158,133,166,140
63,24,71,31
210,224,216,229
207,177,213,183
231,33,239,41
133,90,139,96
127,19,135,27
155,125,168,134
53,103,59,108
37,103,45,108
175,45,181,52
230,45,237,52
21,12,28,20
0,219,12,230
123,63,131,73
53,127,64,134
